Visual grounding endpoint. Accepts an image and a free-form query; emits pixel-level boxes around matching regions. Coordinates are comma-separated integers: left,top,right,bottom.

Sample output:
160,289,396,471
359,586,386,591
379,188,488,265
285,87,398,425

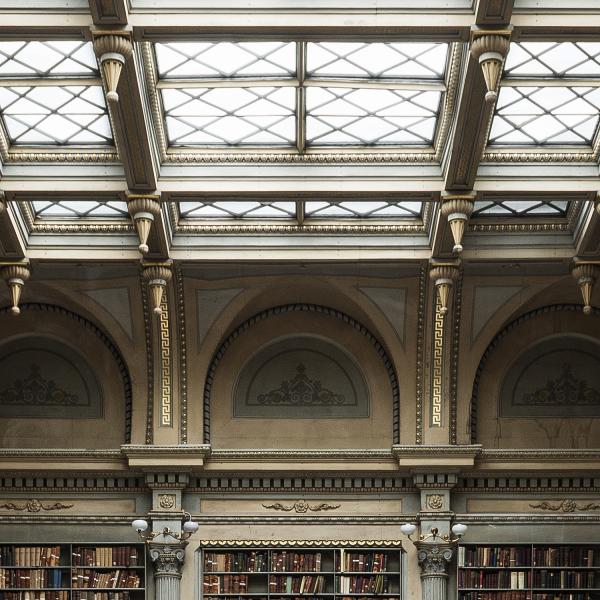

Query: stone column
149,542,187,600
415,543,454,600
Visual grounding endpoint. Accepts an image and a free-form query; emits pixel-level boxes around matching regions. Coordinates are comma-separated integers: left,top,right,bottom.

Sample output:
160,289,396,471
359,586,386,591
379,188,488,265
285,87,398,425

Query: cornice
455,513,600,523
197,539,405,547
468,222,570,233
176,223,425,234
482,151,596,163
209,449,395,462
392,445,482,468
121,444,212,469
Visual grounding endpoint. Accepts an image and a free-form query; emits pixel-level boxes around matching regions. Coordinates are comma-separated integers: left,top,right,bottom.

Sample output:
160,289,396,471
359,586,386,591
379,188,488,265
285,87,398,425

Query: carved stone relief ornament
415,543,454,577
262,500,341,513
426,494,444,510
0,499,73,512
158,494,176,510
530,499,600,512
149,543,186,578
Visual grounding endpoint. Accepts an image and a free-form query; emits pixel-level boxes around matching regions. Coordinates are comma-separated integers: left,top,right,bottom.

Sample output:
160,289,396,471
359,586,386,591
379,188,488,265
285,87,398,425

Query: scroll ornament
262,500,341,513
0,499,73,512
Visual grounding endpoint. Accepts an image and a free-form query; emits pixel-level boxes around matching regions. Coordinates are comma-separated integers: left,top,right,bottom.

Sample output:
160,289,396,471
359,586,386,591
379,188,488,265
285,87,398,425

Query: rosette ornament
127,195,161,254
93,34,133,103
571,261,599,316
1,262,31,316
470,30,511,104
440,194,475,254
429,262,460,317
142,261,173,315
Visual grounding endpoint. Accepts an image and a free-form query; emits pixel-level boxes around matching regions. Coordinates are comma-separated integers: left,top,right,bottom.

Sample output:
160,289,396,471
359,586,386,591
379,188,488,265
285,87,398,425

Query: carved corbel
429,261,460,317
1,261,31,316
142,260,173,315
470,30,511,103
571,260,599,316
127,194,161,255
440,193,475,254
93,33,133,103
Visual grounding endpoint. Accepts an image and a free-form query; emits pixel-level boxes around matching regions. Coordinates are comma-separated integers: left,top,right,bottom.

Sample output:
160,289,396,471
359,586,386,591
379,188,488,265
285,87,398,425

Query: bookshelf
199,545,403,600
0,543,146,600
457,544,600,600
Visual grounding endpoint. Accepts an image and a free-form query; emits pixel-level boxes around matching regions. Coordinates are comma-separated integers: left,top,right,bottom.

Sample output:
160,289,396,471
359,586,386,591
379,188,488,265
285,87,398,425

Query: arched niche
0,304,132,448
204,304,399,449
471,304,600,448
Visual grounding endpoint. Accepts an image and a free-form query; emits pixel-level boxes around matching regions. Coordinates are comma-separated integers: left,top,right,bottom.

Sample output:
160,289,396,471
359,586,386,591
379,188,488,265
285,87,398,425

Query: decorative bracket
127,193,161,254
0,260,31,316
92,32,133,103
571,259,599,315
142,260,173,316
470,29,512,103
429,260,461,317
440,192,476,254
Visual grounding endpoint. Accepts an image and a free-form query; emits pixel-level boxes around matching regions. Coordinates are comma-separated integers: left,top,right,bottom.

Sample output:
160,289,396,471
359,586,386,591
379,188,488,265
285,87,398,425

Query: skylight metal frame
150,40,458,160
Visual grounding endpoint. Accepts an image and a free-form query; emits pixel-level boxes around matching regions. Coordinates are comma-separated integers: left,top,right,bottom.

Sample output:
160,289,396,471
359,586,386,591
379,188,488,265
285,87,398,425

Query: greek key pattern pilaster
449,273,463,444
431,295,444,427
159,293,172,427
174,266,188,442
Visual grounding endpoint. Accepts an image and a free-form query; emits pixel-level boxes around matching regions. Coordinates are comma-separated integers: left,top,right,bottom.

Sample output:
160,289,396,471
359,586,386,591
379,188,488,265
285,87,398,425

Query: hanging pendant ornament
1,262,31,316
571,261,599,316
128,195,161,255
440,194,475,254
93,33,133,104
142,261,173,315
470,30,511,104
429,262,460,317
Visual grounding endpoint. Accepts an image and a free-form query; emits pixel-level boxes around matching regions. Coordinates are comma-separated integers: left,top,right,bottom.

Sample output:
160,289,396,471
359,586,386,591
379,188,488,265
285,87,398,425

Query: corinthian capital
149,543,186,578
415,542,454,577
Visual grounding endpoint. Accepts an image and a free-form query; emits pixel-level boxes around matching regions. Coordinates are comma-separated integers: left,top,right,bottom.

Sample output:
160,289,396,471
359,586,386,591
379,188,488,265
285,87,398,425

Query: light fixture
401,522,467,544
132,511,199,542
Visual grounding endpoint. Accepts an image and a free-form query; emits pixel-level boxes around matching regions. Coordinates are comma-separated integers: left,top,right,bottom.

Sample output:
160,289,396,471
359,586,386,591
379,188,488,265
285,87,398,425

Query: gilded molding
0,499,73,512
176,223,424,234
449,272,462,444
141,42,168,162
482,151,595,163
529,499,600,512
158,292,172,427
209,449,395,460
262,501,341,513
203,304,399,445
431,293,444,427
469,222,570,233
6,151,119,163
174,265,188,442
31,222,133,234
199,540,404,548
140,266,155,444
416,265,426,444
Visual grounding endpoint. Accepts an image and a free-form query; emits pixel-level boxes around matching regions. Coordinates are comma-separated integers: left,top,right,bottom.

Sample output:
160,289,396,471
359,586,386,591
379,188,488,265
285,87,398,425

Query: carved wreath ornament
529,499,600,512
0,499,73,512
262,500,341,513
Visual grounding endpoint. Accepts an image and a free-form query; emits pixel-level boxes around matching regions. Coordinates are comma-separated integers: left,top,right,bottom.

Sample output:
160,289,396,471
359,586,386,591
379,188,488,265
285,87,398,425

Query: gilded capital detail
415,543,454,577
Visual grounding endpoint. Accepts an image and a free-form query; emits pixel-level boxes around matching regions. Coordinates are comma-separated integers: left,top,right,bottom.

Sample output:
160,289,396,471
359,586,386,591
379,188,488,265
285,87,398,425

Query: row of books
0,593,68,600
532,549,598,568
338,554,388,573
458,571,530,590
72,549,140,569
72,594,135,600
204,575,248,594
459,593,529,600
458,548,531,568
533,571,597,589
271,553,322,573
0,548,62,568
0,570,63,590
204,553,267,573
269,576,326,593
71,571,141,590
338,575,389,594
532,595,598,600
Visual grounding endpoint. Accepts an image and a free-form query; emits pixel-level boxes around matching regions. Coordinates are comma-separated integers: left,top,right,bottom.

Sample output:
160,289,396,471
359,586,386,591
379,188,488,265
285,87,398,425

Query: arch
203,303,400,444
0,303,133,443
469,304,599,443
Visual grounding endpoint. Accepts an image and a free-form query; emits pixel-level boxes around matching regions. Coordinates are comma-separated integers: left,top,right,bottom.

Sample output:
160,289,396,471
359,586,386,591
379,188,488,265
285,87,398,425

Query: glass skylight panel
0,85,112,145
155,42,296,79
304,200,423,218
306,88,441,145
472,200,569,217
0,41,98,78
32,200,129,219
489,86,600,145
504,42,600,78
179,200,296,218
307,42,448,79
162,87,295,146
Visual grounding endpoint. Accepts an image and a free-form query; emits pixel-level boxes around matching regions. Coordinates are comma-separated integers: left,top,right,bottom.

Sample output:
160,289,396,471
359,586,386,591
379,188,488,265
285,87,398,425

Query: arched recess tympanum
203,304,400,448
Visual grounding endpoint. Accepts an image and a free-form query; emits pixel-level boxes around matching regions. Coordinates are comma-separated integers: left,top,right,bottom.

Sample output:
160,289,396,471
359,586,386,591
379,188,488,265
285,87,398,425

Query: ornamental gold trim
198,540,403,548
262,500,341,513
0,499,73,512
530,499,600,513
159,292,172,427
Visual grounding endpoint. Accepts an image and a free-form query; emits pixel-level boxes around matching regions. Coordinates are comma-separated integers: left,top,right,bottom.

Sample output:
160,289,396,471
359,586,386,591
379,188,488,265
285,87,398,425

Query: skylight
32,199,129,219
155,41,448,150
0,41,113,148
489,42,600,147
472,199,569,217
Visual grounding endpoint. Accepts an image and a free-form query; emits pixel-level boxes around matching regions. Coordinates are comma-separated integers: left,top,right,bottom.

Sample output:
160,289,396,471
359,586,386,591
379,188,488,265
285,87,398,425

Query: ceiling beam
475,0,514,25
0,199,27,259
574,198,600,258
89,0,128,26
